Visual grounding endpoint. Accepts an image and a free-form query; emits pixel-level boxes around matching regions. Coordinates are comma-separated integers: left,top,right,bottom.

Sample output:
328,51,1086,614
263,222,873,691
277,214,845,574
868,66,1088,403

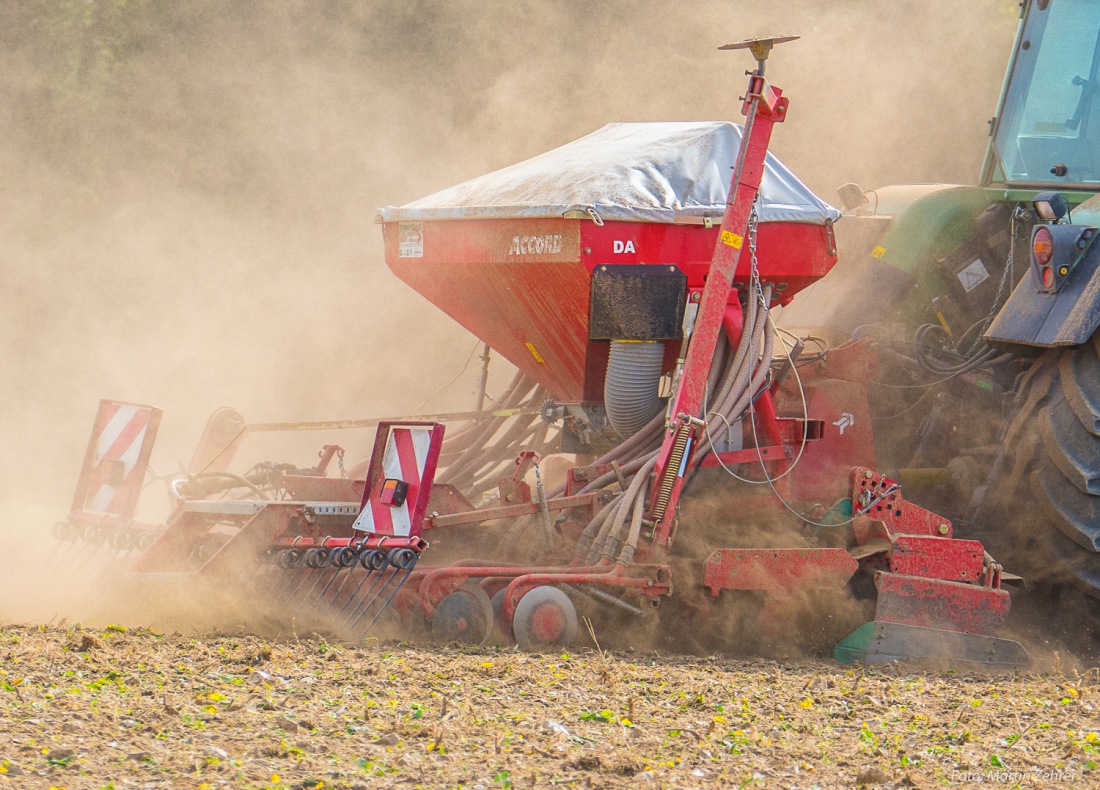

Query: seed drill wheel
512,586,578,652
490,587,514,640
988,337,1100,626
430,582,494,645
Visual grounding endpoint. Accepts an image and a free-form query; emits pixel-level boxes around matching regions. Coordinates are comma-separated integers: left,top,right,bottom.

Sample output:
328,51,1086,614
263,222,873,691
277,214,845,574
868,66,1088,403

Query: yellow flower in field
271,774,281,782
800,699,813,709
713,715,727,724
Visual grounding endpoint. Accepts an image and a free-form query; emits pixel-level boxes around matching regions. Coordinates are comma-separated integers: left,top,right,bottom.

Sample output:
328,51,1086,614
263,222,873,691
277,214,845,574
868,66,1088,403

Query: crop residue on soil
0,627,1096,789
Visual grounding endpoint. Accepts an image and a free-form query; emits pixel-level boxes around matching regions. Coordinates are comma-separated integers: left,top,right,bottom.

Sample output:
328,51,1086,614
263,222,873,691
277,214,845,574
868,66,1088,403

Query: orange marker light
1033,226,1054,266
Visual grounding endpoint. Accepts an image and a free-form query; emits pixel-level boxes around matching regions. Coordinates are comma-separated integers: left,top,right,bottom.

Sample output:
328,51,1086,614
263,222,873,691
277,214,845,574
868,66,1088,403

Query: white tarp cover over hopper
379,121,841,226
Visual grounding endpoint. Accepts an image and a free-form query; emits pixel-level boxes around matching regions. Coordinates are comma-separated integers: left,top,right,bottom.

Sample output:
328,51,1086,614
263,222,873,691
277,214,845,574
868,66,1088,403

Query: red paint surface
702,547,859,596
874,572,1010,636
384,216,836,402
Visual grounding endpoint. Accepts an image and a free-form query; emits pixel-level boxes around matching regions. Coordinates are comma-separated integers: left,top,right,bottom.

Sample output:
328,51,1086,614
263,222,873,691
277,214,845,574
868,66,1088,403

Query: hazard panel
70,400,163,523
352,422,445,538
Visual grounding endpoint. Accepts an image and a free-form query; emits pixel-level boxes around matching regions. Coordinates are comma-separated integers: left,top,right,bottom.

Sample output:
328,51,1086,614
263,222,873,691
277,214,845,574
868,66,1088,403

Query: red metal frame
873,572,1011,636
850,467,953,540
702,548,858,597
647,73,792,546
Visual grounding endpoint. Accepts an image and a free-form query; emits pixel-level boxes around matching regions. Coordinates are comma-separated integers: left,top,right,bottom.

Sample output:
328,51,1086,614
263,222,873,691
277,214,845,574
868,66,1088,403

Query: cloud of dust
0,1,1021,637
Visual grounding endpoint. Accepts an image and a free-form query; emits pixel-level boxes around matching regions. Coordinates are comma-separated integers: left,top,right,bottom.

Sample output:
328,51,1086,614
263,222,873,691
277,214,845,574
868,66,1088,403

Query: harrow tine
293,547,352,615
344,548,419,639
243,550,281,593
52,529,92,571
269,549,308,603
248,553,297,610
335,549,390,618
55,527,107,575
304,546,359,611
290,548,335,609
49,535,79,567
47,521,80,565
319,549,361,607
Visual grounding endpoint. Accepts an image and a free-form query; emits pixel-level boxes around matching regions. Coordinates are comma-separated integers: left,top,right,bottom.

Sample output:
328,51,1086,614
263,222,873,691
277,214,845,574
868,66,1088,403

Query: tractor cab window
994,0,1100,186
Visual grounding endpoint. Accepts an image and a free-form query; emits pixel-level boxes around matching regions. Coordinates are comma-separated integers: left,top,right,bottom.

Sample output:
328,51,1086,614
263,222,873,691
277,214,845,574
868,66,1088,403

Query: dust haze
0,1,1018,635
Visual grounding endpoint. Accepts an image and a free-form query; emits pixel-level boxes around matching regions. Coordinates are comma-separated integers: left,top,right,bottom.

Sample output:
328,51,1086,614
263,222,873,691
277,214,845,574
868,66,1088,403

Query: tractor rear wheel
987,335,1100,622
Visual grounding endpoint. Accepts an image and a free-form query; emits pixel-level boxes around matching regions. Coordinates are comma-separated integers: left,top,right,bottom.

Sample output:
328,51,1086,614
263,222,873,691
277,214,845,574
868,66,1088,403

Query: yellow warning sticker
720,231,743,249
871,246,886,259
525,342,545,363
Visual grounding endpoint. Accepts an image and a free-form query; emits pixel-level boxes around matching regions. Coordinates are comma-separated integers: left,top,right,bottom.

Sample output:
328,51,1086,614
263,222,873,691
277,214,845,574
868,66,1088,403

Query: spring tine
344,566,400,635
49,537,77,567
275,563,313,606
323,558,359,608
247,556,282,598
241,551,277,591
310,548,357,609
47,524,77,566
354,561,417,638
338,563,388,620
293,550,335,610
278,547,335,606
56,534,104,575
48,521,85,567
345,549,419,638
270,550,308,602
335,551,388,616
53,536,91,572
277,564,314,605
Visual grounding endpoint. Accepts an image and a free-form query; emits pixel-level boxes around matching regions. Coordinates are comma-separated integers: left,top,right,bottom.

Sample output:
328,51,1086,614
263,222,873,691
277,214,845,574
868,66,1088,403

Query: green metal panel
870,186,993,276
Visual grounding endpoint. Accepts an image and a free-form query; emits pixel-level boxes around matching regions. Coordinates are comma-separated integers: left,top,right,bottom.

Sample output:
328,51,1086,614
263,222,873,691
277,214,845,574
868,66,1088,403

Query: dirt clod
856,766,891,785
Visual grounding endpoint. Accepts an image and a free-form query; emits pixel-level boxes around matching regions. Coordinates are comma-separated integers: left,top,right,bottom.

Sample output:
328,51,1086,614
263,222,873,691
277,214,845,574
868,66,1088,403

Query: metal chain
976,208,1019,343
748,197,766,310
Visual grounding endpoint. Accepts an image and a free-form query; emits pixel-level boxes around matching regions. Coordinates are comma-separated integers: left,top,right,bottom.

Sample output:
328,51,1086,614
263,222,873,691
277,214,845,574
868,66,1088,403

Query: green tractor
782,0,1100,634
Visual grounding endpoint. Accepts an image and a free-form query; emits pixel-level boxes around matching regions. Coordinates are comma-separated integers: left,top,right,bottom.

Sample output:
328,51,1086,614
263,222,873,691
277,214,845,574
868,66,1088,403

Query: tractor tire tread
998,345,1100,604
1059,338,1100,436
1037,392,1100,495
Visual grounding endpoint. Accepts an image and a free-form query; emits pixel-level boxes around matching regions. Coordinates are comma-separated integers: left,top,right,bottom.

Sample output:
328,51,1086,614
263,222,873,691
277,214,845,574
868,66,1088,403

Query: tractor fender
782,185,997,336
856,184,995,278
985,232,1100,349
984,193,1100,350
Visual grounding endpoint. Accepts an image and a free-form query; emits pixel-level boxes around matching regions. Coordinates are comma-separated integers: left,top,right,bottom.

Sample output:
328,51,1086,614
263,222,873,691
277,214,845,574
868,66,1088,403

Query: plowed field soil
0,626,1097,789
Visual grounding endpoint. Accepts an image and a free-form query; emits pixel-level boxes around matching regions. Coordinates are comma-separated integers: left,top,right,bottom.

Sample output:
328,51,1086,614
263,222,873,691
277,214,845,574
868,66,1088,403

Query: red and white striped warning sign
353,424,443,537
72,401,162,520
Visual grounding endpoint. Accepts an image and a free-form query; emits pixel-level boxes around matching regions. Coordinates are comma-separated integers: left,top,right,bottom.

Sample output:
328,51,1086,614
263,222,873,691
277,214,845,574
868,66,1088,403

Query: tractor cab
985,0,1100,190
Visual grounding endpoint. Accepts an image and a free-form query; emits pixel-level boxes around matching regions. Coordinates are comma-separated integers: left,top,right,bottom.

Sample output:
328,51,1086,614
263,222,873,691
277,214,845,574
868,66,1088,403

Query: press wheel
513,586,578,651
430,582,494,645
